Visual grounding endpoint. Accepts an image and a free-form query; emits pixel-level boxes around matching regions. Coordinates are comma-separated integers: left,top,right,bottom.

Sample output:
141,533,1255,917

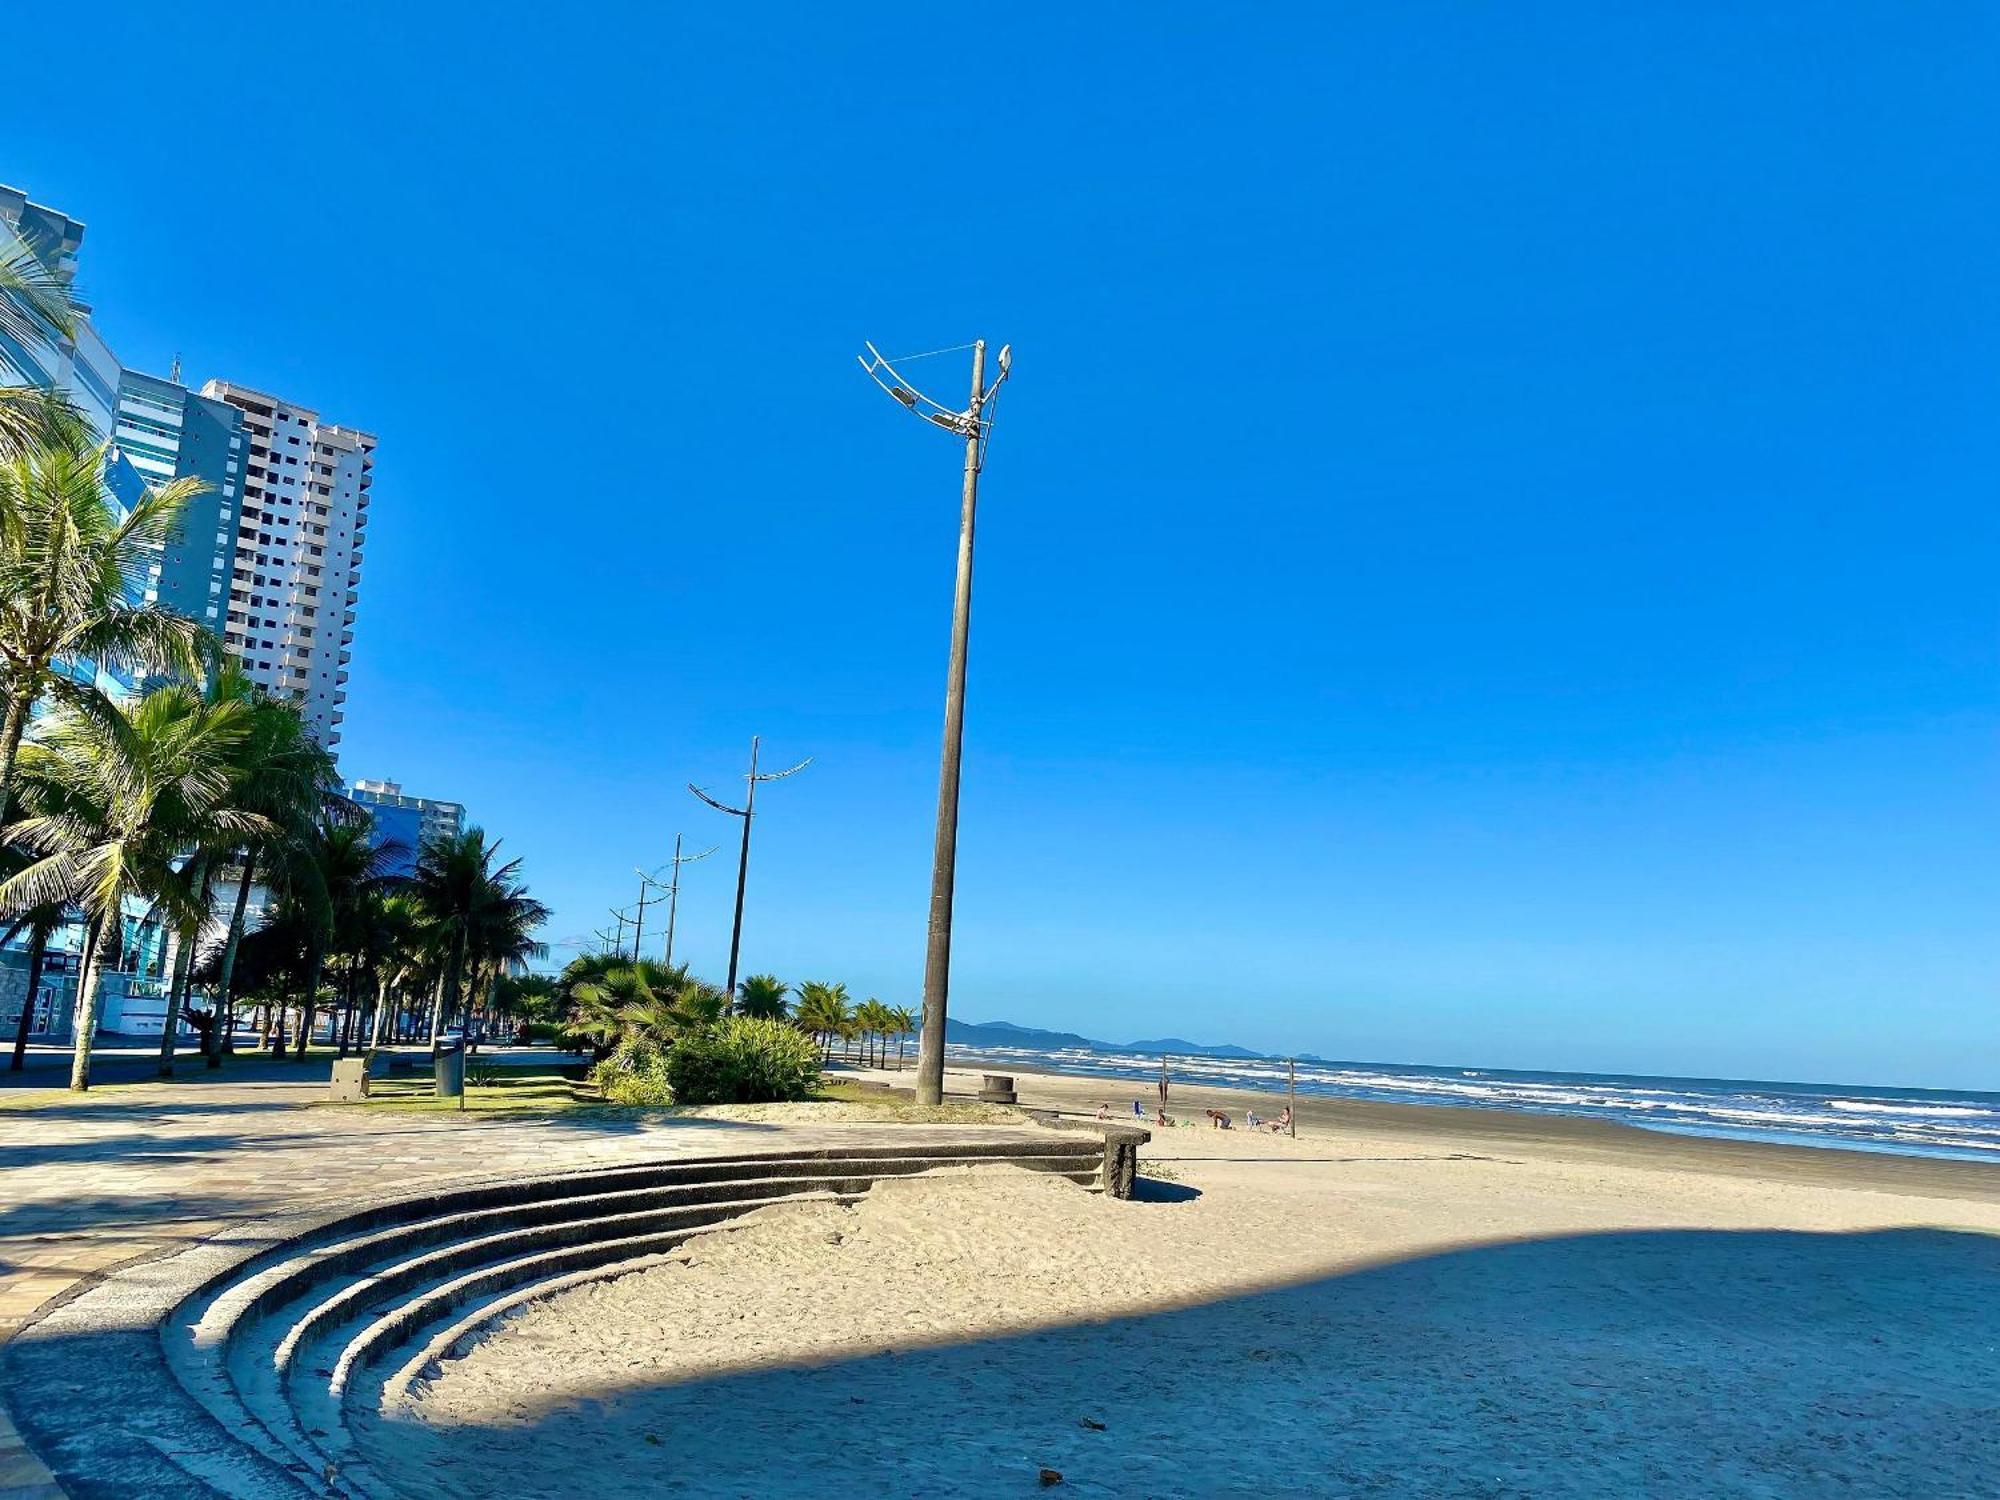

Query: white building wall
203,382,374,750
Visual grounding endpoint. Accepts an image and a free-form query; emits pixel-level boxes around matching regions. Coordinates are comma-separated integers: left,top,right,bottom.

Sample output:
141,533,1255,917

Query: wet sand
942,1058,2000,1202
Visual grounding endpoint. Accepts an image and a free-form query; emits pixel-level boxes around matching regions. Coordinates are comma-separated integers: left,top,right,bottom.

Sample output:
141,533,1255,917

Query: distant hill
944,1017,1261,1060
1120,1037,1264,1059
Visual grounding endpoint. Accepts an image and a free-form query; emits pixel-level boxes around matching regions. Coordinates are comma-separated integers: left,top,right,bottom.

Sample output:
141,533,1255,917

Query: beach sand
363,1065,2000,1498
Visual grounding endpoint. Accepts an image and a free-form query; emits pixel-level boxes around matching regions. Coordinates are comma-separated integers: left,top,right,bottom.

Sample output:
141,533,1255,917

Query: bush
664,1016,822,1106
591,1039,672,1105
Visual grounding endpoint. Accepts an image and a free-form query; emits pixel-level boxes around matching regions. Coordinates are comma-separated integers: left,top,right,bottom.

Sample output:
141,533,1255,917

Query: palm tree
410,827,518,1049
736,973,788,1020
1,854,65,1071
568,958,723,1060
204,682,339,1065
363,891,429,1049
308,821,400,1059
0,689,270,1088
462,872,549,1043
0,432,213,816
849,998,879,1068
888,1004,917,1069
793,980,851,1063
0,238,89,456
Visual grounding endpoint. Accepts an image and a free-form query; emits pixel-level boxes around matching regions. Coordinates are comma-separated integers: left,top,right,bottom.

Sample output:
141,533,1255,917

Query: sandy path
364,1115,2000,1498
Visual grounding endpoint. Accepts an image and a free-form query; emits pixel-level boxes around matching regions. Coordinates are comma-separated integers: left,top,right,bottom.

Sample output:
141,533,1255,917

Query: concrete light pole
689,736,811,996
643,834,718,969
858,338,1012,1105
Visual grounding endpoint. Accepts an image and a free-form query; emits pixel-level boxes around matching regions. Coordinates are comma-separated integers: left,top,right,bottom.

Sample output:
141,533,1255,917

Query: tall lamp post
689,735,811,996
642,834,718,968
858,338,1012,1105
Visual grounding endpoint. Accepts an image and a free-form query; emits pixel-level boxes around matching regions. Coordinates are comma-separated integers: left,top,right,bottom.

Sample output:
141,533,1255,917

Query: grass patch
349,1065,601,1117
348,1068,1024,1125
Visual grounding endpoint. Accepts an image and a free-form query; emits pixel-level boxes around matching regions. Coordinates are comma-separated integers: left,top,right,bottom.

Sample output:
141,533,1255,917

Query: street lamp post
858,338,1012,1105
689,736,811,996
642,834,718,969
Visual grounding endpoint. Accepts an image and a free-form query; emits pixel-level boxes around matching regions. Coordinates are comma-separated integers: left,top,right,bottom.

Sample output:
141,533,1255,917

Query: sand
360,1070,2000,1498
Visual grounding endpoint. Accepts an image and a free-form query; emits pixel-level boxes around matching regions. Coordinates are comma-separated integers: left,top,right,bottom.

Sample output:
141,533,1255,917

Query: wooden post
1287,1057,1297,1137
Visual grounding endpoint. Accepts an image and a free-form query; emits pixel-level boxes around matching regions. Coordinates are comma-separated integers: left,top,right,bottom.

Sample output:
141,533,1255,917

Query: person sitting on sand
1269,1105,1292,1134
1156,1107,1173,1127
1096,1103,1111,1120
1245,1108,1261,1129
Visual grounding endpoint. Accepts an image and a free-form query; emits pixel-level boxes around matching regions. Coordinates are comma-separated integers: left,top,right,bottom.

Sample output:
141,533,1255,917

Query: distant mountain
1120,1037,1265,1059
944,1017,1261,1060
943,1019,1099,1051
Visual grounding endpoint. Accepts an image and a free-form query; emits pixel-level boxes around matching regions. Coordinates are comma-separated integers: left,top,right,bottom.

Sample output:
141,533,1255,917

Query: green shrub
664,1016,822,1106
591,1039,673,1105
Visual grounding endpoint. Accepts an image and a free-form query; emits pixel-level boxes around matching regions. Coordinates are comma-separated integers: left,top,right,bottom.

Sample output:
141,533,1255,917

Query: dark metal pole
663,833,682,967
724,736,759,996
630,876,647,960
914,341,986,1106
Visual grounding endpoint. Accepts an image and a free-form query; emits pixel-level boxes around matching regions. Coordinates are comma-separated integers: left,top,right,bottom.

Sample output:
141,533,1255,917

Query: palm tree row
0,336,547,1086
537,957,917,1073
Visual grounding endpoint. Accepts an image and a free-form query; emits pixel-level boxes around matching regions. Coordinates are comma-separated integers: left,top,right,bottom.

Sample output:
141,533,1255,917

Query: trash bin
434,1044,465,1100
978,1074,1017,1104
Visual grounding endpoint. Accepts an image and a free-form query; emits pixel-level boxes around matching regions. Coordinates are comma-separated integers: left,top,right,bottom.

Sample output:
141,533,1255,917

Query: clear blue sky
7,5,1995,1087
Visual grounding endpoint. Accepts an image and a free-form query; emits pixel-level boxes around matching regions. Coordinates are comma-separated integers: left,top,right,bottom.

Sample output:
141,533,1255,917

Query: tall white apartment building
202,381,374,751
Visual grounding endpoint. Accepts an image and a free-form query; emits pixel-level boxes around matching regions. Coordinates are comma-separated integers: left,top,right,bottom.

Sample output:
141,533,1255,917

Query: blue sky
6,5,1995,1086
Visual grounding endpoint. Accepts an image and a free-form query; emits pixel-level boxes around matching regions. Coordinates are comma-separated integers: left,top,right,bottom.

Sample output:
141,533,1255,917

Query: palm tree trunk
10,924,49,1072
68,916,107,1092
426,969,448,1049
0,679,33,823
158,932,193,1077
157,858,213,1078
212,851,257,1065
335,960,358,1058
370,974,394,1050
294,946,323,1060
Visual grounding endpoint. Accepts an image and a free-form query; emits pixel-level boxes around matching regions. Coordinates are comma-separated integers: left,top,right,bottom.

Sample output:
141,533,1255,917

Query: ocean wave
1827,1100,1993,1119
941,1042,2000,1162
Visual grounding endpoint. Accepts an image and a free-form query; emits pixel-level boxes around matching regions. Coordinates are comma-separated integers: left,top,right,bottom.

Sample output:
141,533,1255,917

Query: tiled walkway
0,1065,1047,1498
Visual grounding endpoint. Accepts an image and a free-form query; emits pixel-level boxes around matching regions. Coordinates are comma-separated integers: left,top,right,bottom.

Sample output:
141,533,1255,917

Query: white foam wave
1828,1100,1992,1119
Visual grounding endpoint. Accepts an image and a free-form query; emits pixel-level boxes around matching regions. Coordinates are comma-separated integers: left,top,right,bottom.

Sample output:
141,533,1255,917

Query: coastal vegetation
0,366,549,1087
527,949,917,1107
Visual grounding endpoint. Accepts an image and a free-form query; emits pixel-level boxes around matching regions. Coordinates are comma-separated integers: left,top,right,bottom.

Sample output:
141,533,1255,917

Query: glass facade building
351,779,466,878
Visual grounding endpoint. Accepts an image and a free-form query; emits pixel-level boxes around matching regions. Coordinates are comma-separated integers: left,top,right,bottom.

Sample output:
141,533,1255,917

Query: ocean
943,1043,2000,1163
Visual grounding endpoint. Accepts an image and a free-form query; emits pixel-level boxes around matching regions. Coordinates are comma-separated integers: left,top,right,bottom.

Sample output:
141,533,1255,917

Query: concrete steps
150,1137,1105,1498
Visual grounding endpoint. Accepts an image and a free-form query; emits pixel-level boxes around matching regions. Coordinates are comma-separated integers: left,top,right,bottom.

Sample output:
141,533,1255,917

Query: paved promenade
0,1056,1023,1499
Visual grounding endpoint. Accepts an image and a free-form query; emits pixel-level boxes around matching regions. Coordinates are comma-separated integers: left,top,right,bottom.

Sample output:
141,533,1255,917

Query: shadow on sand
364,1225,2000,1500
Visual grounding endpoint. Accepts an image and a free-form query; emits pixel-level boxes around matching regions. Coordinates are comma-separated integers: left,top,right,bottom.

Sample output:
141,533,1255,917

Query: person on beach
1205,1109,1231,1129
1246,1108,1262,1129
1269,1105,1292,1134
1096,1103,1111,1120
1132,1099,1144,1118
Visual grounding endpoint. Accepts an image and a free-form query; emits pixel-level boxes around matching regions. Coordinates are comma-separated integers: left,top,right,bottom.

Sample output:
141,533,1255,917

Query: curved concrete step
168,1143,1104,1497
1,1133,1114,1500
